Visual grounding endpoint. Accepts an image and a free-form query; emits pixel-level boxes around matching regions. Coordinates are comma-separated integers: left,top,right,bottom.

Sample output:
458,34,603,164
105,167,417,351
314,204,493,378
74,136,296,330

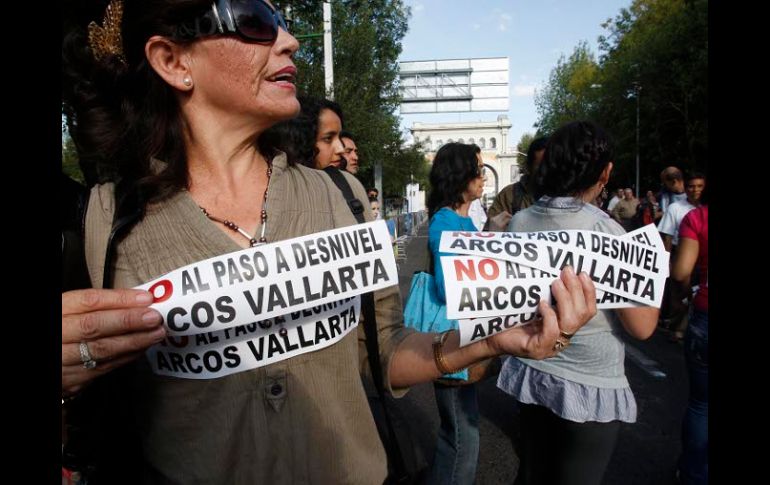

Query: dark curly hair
534,121,613,199
62,0,217,201
259,95,344,168
427,143,482,218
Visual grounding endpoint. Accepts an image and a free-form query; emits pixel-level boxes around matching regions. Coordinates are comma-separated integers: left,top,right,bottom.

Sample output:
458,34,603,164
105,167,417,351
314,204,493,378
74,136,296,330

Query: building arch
483,163,499,194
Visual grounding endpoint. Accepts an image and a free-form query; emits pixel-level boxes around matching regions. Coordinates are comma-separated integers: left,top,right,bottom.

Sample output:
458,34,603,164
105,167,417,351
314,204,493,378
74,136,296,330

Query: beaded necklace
199,160,272,247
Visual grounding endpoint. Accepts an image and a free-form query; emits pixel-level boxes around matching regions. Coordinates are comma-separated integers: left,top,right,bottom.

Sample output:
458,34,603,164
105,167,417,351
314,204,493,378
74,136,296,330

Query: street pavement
391,222,688,485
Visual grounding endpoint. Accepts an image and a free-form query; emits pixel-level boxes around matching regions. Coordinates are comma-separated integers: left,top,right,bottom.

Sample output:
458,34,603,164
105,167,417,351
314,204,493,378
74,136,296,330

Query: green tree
62,129,84,183
535,0,707,191
593,0,707,190
534,41,600,135
283,0,418,197
515,132,534,173
383,140,430,196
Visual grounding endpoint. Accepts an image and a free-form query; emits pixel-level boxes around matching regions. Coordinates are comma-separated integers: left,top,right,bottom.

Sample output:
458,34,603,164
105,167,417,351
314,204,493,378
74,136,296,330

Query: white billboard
399,57,509,113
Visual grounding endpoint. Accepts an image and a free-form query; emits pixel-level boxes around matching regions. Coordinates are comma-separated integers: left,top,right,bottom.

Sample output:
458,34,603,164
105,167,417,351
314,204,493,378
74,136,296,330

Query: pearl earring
183,76,192,87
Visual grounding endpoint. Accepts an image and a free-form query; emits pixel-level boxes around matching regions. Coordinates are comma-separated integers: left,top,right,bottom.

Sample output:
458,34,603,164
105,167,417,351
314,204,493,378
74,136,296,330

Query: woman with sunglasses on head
497,121,659,485
62,2,598,483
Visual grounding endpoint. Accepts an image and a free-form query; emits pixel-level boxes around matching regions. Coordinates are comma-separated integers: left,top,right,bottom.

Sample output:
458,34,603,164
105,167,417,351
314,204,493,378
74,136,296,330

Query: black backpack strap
323,166,409,483
361,293,409,483
324,166,366,223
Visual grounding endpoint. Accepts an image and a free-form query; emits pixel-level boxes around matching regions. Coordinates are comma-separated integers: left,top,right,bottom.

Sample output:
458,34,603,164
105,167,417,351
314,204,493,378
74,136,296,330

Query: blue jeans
679,309,708,484
428,383,480,485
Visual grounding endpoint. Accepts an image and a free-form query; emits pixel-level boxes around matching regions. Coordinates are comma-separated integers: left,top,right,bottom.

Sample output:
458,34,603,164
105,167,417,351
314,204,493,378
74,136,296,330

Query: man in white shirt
657,172,706,252
606,188,624,212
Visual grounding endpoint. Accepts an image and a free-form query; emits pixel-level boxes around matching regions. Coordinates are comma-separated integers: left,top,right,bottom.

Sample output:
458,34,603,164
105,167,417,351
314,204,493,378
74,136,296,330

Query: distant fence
385,210,428,241
384,210,428,266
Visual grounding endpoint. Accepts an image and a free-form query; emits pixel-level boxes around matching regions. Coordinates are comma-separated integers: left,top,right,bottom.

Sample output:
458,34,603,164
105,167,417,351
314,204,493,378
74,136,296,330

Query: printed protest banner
625,223,665,250
456,312,539,347
443,226,662,319
147,297,360,379
138,220,397,337
440,224,666,346
440,256,554,319
439,225,668,308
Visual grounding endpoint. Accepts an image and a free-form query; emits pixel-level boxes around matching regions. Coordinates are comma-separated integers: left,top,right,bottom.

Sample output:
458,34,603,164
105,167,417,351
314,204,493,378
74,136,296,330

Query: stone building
410,115,521,206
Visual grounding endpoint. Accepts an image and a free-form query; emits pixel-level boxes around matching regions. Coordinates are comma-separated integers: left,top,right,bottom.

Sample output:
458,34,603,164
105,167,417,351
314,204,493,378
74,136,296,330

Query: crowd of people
61,1,706,484
61,1,597,484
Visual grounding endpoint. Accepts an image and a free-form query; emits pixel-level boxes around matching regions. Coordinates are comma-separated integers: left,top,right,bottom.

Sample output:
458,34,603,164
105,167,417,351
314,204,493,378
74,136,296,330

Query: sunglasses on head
175,0,288,43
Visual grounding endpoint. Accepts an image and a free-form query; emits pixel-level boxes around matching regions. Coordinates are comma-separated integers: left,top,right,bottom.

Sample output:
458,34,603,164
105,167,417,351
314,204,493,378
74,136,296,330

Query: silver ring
79,341,97,370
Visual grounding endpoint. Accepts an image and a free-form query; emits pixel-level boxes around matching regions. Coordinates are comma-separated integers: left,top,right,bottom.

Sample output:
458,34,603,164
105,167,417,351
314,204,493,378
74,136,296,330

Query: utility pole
633,82,641,199
323,1,334,100
374,160,382,209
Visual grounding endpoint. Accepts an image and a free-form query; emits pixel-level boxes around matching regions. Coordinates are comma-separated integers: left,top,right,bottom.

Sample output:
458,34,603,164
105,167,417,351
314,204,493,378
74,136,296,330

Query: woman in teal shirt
426,142,486,485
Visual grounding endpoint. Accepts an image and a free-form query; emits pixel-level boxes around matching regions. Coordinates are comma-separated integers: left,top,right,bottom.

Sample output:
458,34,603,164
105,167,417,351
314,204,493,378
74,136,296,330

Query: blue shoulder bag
403,266,468,381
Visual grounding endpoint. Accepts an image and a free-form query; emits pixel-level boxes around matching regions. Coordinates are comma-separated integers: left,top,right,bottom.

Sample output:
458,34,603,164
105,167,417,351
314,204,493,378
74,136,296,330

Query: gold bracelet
433,330,459,375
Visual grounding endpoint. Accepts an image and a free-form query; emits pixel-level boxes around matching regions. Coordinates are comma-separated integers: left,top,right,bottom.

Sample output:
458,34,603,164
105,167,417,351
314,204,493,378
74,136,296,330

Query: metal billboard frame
398,57,509,113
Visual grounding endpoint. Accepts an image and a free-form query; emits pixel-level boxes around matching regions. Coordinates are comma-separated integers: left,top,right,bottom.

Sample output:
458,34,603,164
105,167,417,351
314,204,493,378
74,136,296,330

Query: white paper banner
439,225,668,308
138,220,397,336
440,255,553,319
456,312,540,347
445,224,667,346
444,226,662,319
624,223,665,250
146,297,360,379
555,224,660,309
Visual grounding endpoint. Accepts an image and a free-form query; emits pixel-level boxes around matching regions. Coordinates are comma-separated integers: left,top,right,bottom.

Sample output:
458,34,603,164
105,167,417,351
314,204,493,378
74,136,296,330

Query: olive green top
84,153,414,484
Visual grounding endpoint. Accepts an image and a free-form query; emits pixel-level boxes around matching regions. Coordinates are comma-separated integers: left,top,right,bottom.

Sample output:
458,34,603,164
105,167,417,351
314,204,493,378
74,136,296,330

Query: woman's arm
670,236,699,314
671,237,699,286
614,217,661,340
615,306,659,340
590,217,659,340
389,267,597,388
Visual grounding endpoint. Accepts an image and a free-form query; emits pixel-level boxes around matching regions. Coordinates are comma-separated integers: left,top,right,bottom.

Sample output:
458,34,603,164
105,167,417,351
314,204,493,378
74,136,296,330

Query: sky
398,0,633,149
